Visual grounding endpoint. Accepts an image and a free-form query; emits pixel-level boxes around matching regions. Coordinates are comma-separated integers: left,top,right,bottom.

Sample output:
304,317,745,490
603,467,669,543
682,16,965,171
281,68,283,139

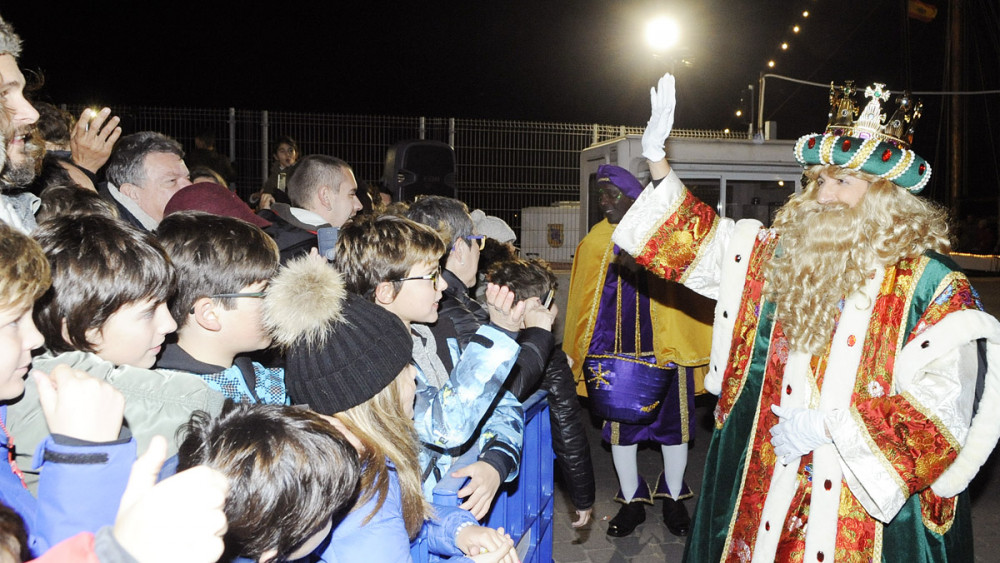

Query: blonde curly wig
765,165,951,354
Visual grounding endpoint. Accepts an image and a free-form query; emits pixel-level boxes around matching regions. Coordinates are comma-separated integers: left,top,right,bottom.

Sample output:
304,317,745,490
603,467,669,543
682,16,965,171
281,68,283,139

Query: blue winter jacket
0,405,135,558
315,461,478,562
410,321,523,497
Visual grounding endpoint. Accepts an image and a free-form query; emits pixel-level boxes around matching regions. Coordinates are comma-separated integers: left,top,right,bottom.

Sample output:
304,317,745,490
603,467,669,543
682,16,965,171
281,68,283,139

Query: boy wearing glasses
406,196,570,519
154,211,287,405
406,196,490,339
335,213,526,519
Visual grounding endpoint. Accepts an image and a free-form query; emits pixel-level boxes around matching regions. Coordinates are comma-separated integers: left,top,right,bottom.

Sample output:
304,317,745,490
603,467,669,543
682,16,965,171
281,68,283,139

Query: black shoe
607,502,646,537
662,497,690,536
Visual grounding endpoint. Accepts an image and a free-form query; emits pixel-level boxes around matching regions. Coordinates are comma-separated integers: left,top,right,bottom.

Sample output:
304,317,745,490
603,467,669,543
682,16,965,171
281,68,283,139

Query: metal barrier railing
410,390,554,562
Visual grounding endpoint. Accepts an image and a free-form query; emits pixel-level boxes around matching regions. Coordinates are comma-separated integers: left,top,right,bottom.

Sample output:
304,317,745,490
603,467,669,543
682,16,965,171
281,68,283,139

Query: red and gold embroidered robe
612,170,1000,563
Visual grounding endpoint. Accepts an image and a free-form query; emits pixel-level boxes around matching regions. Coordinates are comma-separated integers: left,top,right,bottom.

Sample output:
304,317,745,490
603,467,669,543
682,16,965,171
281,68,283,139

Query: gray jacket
4,350,225,492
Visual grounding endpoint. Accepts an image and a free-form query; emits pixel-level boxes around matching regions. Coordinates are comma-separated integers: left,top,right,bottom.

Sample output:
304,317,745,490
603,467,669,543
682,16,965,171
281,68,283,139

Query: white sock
661,443,688,499
611,444,640,501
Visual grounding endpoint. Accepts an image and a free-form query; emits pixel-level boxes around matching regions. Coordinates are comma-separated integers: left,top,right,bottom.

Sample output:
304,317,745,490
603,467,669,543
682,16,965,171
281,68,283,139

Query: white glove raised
769,404,832,465
641,73,676,162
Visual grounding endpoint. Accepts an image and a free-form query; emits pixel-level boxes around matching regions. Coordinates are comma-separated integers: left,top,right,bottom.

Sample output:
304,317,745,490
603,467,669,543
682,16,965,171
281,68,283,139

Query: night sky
4,1,998,203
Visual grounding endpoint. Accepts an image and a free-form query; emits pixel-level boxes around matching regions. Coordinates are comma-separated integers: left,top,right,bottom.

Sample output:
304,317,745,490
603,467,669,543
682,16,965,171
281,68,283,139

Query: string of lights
730,6,813,130
762,73,1000,95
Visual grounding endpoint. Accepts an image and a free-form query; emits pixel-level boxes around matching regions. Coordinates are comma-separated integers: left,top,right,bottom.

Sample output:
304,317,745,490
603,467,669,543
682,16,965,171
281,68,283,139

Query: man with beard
563,164,712,538
0,14,41,233
613,74,1000,562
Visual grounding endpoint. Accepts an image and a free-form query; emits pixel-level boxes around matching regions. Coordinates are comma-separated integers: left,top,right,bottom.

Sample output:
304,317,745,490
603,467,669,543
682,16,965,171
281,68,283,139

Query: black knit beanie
263,257,412,414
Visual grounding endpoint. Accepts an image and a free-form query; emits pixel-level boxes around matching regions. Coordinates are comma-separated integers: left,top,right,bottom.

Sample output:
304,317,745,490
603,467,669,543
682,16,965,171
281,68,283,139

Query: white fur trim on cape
754,268,883,558
909,309,1000,497
705,219,760,395
807,269,883,552
684,219,733,302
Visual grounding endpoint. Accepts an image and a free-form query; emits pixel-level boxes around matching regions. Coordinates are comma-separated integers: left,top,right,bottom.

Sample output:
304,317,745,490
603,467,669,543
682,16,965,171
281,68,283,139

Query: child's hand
453,461,501,520
114,436,230,563
457,525,518,562
306,247,327,263
34,365,125,443
259,192,275,210
522,299,557,332
469,540,517,563
485,283,526,333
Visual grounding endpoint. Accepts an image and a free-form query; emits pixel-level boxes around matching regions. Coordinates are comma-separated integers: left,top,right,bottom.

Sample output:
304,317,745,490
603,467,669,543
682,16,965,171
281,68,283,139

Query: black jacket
507,328,595,511
97,181,147,231
440,268,596,510
258,204,322,264
438,269,489,347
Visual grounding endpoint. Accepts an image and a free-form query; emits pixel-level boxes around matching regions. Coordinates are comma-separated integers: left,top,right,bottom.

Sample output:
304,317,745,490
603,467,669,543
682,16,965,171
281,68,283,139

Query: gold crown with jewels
825,81,922,149
794,81,931,192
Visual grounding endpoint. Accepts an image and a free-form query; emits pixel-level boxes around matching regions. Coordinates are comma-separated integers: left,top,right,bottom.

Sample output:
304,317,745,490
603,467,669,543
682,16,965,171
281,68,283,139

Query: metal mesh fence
63,104,733,236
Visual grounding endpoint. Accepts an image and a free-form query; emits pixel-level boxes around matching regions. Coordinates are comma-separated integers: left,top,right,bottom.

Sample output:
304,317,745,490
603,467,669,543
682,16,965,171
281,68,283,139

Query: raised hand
114,436,230,563
70,107,122,173
33,365,124,443
485,283,527,333
641,73,676,162
522,299,557,332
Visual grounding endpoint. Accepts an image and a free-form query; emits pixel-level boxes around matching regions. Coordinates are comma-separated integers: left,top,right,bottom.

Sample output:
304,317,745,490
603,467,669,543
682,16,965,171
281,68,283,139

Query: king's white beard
770,197,872,352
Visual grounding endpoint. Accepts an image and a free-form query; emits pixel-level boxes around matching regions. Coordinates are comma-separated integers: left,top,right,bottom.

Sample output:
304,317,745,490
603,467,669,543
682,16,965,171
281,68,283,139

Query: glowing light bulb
803,11,810,17
793,25,800,33
736,109,743,117
768,60,775,68
646,16,681,52
781,42,788,50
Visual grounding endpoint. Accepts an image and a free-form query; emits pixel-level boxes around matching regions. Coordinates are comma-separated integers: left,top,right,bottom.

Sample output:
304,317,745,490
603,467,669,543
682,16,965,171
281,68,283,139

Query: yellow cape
562,219,714,396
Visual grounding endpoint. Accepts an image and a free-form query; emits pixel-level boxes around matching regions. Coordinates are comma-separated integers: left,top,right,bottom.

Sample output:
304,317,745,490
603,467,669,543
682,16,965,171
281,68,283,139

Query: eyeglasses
464,235,486,250
210,292,266,299
395,266,442,285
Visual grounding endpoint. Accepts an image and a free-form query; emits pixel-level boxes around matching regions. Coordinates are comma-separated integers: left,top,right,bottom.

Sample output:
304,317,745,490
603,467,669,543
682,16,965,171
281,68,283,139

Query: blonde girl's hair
335,375,430,538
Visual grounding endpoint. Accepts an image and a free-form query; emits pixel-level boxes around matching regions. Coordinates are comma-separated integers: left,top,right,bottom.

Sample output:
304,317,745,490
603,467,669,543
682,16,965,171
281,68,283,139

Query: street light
645,16,681,53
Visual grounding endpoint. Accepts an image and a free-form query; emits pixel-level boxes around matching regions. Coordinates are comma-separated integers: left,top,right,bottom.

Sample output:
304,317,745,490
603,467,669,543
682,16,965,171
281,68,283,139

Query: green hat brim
794,133,931,193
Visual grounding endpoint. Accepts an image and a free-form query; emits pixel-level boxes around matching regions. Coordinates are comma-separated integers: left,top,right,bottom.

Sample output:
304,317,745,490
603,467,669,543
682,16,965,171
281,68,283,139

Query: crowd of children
0,12,600,561
1,181,588,562
0,179,591,560
0,100,592,563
